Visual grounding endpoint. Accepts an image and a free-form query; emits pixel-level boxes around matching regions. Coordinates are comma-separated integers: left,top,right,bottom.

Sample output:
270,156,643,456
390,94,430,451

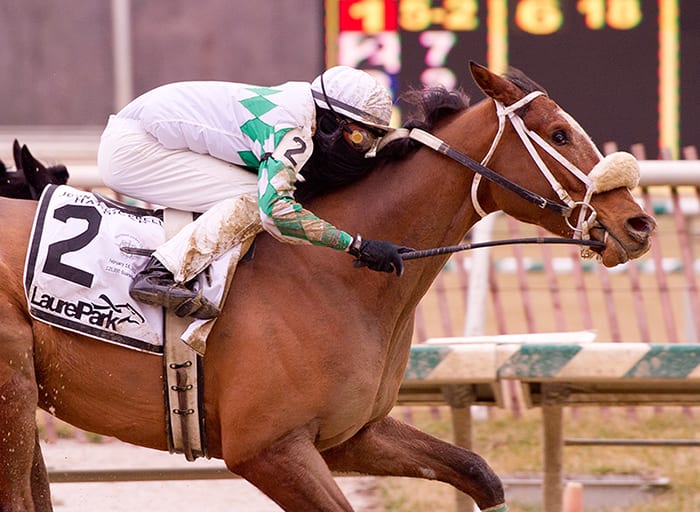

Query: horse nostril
626,215,656,238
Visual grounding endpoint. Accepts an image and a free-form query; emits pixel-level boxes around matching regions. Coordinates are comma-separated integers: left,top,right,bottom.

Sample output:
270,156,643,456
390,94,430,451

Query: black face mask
312,110,375,176
295,109,378,201
314,110,346,147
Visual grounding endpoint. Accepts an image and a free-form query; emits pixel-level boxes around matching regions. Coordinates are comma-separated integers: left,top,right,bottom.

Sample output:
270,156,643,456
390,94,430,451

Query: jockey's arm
256,128,353,251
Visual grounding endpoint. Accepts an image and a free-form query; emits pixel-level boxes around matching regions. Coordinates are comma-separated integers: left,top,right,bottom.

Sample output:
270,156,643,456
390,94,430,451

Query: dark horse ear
12,139,22,170
469,61,523,106
20,144,69,191
20,144,49,191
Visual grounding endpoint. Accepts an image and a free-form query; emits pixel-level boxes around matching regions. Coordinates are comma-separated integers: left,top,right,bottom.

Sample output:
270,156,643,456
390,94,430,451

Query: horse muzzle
588,212,656,267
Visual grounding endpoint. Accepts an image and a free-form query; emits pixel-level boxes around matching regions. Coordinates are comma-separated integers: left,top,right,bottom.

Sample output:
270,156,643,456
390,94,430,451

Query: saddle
24,184,255,355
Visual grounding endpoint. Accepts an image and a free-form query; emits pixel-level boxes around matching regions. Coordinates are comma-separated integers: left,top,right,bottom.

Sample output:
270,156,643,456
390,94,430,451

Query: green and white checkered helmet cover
311,66,392,131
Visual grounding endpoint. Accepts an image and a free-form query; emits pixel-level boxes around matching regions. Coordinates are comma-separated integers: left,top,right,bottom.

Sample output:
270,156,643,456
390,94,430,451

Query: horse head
11,139,70,199
0,156,34,199
463,62,655,267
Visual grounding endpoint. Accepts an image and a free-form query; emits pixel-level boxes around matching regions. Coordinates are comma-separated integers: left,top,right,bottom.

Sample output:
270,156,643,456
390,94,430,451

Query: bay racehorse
0,139,69,199
0,63,655,511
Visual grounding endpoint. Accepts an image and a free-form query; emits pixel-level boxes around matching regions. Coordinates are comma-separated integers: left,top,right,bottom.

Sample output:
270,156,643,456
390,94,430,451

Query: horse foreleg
30,430,52,511
322,416,507,512
0,371,45,511
228,426,354,511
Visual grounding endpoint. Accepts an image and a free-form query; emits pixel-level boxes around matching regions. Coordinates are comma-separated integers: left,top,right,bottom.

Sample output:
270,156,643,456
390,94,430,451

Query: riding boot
129,256,221,320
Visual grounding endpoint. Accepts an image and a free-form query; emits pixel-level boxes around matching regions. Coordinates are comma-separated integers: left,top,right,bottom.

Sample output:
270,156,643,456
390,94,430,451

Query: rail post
442,384,476,512
542,385,566,512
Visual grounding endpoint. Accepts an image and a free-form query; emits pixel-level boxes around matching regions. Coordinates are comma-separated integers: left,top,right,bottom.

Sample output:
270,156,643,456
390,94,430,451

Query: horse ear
20,144,45,172
469,61,522,105
12,139,22,170
0,159,6,175
21,144,48,188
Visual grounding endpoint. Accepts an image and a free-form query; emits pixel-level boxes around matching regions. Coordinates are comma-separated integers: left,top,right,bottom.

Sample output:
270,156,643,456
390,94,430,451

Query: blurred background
0,0,324,125
3,2,700,511
1,0,697,156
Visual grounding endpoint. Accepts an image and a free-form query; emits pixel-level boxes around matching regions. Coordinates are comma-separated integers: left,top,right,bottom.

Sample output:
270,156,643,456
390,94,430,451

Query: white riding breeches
98,115,259,212
98,115,263,282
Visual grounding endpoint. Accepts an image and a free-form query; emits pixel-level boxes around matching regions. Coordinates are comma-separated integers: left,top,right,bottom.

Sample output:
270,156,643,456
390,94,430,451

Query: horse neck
320,99,498,301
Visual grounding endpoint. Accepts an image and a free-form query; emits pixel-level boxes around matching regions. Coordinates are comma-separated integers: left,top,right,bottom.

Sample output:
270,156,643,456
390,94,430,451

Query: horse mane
401,86,472,131
504,66,548,96
376,86,471,163
294,88,470,202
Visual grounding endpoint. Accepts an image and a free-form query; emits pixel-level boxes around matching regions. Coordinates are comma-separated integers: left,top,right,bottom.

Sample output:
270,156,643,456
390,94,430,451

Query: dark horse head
0,139,69,199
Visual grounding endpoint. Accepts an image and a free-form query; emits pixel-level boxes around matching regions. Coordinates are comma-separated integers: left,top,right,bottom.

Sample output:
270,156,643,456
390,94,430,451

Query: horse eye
551,130,569,146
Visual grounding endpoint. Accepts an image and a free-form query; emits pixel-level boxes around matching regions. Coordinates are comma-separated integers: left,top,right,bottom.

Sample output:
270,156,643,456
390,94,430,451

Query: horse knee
228,428,354,512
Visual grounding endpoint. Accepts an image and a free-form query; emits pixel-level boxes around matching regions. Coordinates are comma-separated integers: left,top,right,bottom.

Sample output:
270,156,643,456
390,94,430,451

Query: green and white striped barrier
497,342,700,380
405,341,700,383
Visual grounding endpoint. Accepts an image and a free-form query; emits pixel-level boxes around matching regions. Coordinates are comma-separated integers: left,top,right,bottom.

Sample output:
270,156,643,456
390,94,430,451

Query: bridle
379,90,640,259
473,91,601,252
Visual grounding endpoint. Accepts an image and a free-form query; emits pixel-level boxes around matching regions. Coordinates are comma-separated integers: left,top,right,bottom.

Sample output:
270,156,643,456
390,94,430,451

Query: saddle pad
24,185,167,353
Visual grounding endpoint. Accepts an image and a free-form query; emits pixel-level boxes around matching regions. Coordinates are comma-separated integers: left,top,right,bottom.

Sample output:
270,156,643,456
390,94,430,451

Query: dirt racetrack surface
43,440,381,511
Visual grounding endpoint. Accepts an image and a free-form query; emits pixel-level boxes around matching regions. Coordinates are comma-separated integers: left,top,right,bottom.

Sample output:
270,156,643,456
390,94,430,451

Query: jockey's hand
348,234,413,277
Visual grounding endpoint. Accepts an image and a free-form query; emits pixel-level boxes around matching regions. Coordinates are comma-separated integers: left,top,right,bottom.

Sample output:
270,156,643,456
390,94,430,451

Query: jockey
98,66,411,320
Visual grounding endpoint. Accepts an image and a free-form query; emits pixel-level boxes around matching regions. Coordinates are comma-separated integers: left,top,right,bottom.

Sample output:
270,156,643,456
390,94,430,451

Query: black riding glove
347,234,413,277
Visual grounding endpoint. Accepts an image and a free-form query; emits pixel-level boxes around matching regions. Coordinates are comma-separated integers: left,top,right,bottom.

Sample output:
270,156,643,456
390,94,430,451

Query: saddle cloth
24,185,242,355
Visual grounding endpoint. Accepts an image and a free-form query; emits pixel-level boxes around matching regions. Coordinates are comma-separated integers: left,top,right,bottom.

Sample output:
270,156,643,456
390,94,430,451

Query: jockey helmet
311,66,393,132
